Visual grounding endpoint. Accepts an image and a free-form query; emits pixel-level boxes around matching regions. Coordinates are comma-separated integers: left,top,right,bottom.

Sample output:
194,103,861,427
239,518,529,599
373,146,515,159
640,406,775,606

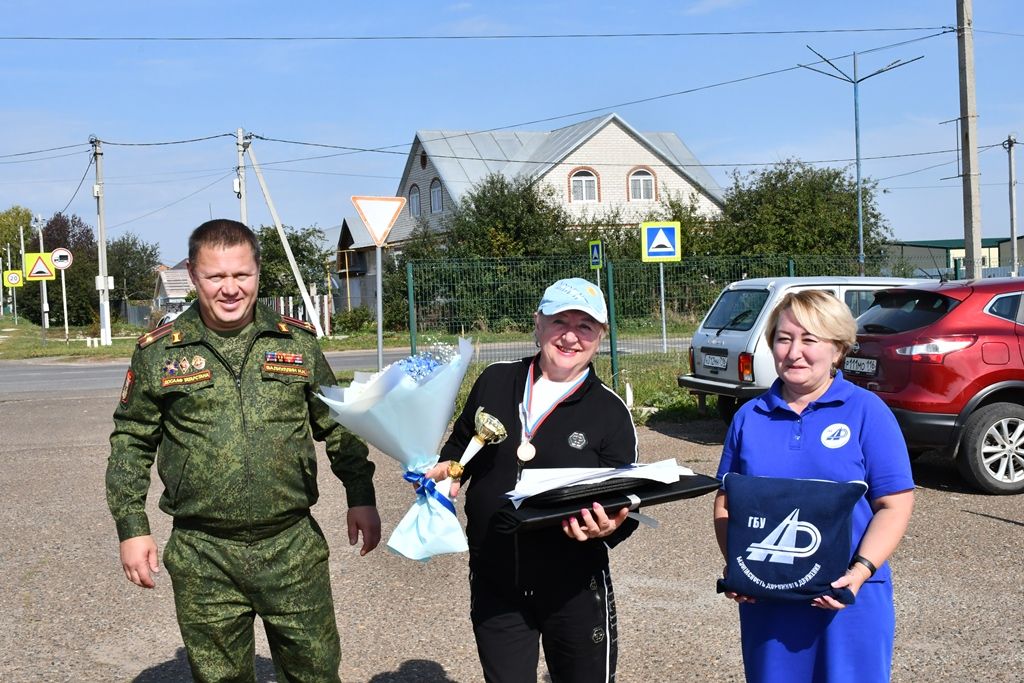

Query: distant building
336,112,723,312
154,262,194,312
333,214,376,312
885,238,1004,276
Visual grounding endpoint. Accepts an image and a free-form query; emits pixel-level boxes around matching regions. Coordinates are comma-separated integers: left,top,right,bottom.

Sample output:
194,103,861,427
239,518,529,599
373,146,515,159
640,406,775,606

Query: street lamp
801,47,923,275
31,213,50,340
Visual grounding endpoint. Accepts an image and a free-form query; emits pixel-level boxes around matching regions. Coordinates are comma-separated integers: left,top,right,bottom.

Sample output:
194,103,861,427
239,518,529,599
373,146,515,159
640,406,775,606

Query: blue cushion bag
716,473,868,604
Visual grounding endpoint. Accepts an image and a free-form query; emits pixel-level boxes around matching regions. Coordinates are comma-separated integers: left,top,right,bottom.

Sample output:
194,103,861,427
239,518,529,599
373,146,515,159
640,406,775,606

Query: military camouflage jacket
107,303,375,543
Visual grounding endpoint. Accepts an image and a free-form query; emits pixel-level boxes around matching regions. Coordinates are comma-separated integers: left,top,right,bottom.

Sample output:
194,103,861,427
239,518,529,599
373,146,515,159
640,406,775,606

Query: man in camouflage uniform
107,219,380,682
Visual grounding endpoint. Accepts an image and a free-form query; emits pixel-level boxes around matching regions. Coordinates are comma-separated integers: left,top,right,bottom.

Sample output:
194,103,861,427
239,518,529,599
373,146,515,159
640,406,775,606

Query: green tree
17,213,101,326
440,174,574,257
0,205,32,256
709,160,892,256
107,233,161,303
255,224,330,297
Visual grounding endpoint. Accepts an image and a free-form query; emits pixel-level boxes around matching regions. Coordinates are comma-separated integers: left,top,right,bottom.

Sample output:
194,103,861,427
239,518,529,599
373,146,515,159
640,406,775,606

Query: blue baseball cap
537,278,608,324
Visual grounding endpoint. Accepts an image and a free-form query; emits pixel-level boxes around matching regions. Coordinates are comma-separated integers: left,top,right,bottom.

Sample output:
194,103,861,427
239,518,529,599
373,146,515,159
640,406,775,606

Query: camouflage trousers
163,515,342,683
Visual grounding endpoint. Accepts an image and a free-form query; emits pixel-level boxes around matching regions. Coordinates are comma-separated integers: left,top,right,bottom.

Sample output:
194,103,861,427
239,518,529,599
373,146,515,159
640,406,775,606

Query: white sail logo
745,509,821,565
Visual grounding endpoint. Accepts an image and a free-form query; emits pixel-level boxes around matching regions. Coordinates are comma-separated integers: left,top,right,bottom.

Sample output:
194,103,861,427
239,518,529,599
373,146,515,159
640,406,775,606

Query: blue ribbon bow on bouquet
317,339,473,561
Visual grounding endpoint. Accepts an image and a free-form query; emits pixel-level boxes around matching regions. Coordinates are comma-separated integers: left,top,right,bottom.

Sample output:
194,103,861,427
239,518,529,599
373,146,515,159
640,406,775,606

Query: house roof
338,215,375,250
891,238,1005,249
403,112,724,209
156,268,194,299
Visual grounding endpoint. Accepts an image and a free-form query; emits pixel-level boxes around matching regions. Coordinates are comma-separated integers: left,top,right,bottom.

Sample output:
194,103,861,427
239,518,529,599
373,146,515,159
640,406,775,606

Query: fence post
788,258,795,277
605,260,619,392
406,261,417,355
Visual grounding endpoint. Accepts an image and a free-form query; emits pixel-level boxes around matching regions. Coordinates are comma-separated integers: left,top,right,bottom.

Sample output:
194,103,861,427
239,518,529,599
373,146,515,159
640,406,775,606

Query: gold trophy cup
448,407,507,479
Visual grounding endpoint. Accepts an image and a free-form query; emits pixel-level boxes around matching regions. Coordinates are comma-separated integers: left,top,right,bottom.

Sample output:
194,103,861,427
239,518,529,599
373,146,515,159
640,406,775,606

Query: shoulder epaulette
137,323,175,349
279,316,317,335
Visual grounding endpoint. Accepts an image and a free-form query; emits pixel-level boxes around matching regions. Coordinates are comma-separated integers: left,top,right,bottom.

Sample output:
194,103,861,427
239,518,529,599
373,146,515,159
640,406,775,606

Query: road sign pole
375,245,384,371
659,263,668,352
60,269,69,344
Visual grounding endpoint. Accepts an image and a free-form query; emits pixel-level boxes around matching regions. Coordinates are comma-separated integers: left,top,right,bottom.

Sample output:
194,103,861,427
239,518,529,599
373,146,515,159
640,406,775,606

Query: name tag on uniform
161,369,213,388
262,362,310,378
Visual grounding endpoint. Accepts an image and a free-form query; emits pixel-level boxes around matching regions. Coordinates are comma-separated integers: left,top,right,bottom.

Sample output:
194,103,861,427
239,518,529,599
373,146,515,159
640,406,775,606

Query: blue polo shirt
716,372,914,584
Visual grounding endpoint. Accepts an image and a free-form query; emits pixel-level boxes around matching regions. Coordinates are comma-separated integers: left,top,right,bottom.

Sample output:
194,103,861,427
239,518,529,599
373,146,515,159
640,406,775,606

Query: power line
0,143,91,159
106,172,234,230
0,27,954,43
97,133,235,147
0,149,92,165
58,154,95,215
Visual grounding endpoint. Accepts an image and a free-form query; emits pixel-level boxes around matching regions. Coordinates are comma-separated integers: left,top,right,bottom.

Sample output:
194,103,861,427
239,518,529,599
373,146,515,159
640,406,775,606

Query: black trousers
470,570,618,683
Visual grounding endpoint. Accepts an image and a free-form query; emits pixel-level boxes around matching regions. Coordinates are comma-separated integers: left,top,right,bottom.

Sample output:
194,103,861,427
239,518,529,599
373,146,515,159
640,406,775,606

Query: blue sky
2,1,1021,264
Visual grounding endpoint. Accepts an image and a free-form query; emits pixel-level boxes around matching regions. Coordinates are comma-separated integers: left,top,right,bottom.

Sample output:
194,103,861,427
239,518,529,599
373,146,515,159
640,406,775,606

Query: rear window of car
857,290,960,334
703,289,770,332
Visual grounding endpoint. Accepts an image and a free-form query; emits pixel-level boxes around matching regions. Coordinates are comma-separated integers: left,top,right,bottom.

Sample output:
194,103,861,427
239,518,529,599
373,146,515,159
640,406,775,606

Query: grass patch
0,318,144,360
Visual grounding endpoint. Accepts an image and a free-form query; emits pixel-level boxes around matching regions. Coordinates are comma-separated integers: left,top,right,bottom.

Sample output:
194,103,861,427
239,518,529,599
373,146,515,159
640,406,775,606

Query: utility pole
957,0,982,279
91,137,113,345
6,243,16,323
801,46,922,275
235,128,248,225
1006,134,1018,276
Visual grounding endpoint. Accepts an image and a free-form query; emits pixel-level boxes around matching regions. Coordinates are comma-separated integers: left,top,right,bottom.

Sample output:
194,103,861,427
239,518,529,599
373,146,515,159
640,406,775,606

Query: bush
333,306,372,333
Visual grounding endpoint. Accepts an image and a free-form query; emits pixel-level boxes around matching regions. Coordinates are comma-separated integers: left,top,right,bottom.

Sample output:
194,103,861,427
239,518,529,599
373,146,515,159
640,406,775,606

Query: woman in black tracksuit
429,278,639,683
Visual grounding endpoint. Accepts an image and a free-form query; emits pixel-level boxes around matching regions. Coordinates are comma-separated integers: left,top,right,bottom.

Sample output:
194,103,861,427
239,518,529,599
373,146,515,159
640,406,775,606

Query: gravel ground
0,387,1021,682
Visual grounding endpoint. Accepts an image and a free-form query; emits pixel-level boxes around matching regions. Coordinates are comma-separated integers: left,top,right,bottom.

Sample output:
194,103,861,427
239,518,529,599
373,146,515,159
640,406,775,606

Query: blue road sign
589,239,604,270
641,221,681,262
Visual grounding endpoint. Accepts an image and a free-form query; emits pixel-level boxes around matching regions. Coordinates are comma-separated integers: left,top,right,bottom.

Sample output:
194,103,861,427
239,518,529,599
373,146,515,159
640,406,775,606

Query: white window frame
571,170,597,202
430,179,443,213
409,185,421,217
629,169,654,201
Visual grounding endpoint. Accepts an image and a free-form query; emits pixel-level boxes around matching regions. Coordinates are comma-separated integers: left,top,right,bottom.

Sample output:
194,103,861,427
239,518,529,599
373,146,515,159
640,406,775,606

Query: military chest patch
568,431,588,450
160,369,213,388
262,362,310,378
191,355,206,370
265,351,303,365
120,369,135,405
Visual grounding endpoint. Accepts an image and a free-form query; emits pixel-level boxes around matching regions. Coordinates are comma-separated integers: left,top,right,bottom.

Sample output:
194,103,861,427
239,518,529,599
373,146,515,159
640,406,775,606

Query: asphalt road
0,372,1021,682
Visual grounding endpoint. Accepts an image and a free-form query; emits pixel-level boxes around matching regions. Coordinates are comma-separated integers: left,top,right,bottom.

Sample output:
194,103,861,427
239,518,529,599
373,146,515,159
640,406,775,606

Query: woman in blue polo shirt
713,289,915,682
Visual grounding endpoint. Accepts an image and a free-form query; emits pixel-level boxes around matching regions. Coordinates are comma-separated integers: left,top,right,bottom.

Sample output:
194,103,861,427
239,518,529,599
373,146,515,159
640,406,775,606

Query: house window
629,169,654,201
571,170,597,202
430,179,443,213
409,185,421,217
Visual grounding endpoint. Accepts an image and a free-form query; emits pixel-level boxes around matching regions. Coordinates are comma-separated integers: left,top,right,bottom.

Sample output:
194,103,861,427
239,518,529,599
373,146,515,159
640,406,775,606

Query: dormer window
570,170,597,202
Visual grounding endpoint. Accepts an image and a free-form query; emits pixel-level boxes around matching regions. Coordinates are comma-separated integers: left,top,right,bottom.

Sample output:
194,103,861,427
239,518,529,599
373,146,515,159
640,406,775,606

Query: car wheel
957,402,1024,494
716,396,746,425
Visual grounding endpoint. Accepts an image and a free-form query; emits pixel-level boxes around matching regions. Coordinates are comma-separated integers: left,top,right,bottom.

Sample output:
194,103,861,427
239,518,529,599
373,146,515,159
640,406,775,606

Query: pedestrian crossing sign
24,252,56,281
589,240,604,270
641,222,681,263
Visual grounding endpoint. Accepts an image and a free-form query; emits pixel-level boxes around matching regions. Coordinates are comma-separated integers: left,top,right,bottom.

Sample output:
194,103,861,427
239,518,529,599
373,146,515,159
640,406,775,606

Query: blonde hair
763,289,857,358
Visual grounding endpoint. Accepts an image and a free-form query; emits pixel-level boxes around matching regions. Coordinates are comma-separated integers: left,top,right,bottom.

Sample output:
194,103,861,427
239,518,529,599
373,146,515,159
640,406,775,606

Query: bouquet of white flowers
317,338,474,561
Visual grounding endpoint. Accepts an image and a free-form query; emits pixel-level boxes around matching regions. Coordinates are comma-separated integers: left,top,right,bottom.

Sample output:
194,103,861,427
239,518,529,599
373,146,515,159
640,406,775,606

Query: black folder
493,473,721,534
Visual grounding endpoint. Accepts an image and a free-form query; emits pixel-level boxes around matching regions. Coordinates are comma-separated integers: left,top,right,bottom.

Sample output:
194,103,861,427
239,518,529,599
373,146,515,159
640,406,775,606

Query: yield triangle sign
351,196,407,247
29,255,54,278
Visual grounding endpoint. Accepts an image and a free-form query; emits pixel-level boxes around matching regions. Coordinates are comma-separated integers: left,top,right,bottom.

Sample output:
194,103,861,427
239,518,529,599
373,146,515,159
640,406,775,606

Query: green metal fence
404,254,929,388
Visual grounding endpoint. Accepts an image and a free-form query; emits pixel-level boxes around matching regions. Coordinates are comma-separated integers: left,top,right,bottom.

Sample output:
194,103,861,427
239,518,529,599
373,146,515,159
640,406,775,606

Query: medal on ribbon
517,363,588,479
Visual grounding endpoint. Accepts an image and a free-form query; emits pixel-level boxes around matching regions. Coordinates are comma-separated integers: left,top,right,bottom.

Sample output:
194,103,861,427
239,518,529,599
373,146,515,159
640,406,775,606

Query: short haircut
764,289,857,358
187,219,261,266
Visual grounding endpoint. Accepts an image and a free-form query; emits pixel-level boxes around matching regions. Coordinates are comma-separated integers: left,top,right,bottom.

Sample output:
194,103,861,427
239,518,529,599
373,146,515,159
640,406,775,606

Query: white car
677,276,929,422
156,305,190,327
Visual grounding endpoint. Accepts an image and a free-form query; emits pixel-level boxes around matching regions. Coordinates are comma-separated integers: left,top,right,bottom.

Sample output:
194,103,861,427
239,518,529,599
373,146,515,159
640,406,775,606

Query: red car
844,278,1024,494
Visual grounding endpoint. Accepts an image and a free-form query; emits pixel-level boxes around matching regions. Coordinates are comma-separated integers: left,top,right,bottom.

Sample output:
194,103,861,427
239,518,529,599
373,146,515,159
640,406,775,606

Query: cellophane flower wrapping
317,338,473,560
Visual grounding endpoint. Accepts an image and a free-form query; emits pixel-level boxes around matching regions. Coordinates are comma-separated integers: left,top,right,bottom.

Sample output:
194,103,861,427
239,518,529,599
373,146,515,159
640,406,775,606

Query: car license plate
844,357,877,375
703,354,728,370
